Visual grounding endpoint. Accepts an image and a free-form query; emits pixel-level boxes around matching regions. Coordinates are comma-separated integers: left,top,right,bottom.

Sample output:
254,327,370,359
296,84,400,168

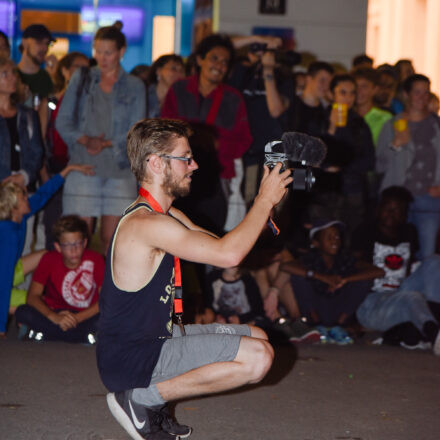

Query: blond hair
0,181,24,220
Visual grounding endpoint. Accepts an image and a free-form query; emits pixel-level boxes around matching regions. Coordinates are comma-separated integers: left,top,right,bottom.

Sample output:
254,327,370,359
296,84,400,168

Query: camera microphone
264,131,327,191
281,132,327,167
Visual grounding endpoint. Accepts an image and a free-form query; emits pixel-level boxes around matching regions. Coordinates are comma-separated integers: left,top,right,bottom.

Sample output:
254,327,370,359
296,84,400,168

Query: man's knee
236,338,274,384
249,325,269,340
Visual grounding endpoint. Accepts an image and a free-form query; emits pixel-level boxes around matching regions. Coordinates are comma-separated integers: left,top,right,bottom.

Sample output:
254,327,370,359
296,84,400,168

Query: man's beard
26,48,44,67
162,166,191,199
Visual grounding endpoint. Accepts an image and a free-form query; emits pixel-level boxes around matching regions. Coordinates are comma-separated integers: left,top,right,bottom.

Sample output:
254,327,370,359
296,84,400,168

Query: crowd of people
1,21,440,358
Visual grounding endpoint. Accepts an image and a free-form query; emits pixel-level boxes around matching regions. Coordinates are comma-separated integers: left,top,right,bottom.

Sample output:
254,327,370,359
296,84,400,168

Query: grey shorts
63,172,137,217
150,323,251,385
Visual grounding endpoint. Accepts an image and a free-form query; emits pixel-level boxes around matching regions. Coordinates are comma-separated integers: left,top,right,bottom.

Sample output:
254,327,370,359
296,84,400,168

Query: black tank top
97,202,175,392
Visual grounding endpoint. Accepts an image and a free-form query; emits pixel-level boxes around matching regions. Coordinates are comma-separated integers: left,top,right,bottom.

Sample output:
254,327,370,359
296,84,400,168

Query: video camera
248,42,302,68
264,132,327,191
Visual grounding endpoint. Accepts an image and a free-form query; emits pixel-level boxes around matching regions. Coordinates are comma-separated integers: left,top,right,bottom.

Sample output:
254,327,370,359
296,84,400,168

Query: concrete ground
1,334,439,440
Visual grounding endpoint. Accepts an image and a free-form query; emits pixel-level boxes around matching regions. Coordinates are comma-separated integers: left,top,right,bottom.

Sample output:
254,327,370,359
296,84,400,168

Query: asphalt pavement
1,332,439,440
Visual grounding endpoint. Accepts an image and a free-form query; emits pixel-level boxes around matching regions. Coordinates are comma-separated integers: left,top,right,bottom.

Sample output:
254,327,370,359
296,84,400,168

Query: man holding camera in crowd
229,35,294,204
97,118,292,440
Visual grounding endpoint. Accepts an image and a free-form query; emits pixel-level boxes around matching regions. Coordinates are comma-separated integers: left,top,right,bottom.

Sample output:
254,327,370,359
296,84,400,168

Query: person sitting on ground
267,219,383,344
0,164,94,338
352,186,440,354
202,260,319,344
15,215,104,343
204,264,268,326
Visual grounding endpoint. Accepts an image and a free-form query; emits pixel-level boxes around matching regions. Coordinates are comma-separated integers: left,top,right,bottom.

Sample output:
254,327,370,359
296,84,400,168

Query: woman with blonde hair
56,22,146,254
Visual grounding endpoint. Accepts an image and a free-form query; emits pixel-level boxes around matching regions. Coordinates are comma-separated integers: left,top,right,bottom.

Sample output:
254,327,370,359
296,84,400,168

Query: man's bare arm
168,207,219,238
137,164,292,268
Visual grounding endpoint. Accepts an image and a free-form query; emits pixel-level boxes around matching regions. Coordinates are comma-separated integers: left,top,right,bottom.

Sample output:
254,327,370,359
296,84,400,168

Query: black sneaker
158,404,192,438
106,391,178,440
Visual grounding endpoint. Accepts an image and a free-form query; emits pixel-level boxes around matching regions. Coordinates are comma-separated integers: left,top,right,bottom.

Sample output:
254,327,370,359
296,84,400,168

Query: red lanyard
138,187,184,317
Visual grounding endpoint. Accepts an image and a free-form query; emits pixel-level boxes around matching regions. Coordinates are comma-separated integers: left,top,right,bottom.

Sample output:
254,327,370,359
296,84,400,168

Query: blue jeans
408,194,440,260
356,255,440,333
15,305,99,343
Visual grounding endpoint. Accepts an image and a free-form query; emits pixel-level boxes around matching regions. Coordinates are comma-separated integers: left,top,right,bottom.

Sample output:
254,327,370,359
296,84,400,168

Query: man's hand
48,310,78,331
257,164,293,208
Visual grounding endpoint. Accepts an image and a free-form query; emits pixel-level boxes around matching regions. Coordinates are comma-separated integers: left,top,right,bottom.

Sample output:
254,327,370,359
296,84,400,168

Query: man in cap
18,24,55,138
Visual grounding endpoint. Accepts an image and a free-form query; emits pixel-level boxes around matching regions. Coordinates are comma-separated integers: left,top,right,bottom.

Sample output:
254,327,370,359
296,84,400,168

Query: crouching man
97,118,292,439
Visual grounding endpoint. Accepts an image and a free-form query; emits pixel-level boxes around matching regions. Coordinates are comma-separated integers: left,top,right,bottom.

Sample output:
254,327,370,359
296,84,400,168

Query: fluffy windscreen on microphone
280,132,327,167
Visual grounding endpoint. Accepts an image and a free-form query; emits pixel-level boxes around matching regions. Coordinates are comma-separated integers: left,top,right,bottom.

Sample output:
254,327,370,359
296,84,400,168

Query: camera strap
138,187,186,335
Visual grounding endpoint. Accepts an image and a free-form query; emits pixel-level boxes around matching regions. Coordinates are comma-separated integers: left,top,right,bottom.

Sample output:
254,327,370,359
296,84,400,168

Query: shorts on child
63,172,137,217
150,323,251,384
10,259,27,308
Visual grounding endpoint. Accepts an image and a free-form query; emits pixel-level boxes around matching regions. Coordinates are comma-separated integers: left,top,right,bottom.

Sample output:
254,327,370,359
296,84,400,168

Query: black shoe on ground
106,391,178,440
158,404,192,438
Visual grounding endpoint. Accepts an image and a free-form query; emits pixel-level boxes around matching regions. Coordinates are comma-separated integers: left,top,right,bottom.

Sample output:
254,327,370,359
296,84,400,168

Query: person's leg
356,290,437,334
107,324,271,439
101,215,120,255
158,336,273,402
400,255,440,304
332,280,372,325
63,172,101,239
15,305,98,343
289,275,320,323
408,194,440,260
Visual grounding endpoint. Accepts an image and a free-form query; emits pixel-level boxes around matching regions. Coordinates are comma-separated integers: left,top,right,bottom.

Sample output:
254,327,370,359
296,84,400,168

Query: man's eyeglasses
159,155,194,166
59,240,85,250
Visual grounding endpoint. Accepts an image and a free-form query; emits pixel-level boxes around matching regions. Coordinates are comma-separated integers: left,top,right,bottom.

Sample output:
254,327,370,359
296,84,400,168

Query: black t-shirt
228,63,293,166
18,68,53,98
205,269,265,323
287,95,327,138
351,222,419,291
5,114,20,171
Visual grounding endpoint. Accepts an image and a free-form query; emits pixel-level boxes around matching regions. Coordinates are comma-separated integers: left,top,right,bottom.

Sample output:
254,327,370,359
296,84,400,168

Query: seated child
352,186,440,355
205,266,267,326
271,219,383,344
204,264,320,344
0,164,93,337
15,215,104,343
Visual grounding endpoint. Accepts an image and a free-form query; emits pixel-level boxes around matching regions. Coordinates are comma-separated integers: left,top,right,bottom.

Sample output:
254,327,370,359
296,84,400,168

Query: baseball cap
309,219,345,240
22,24,56,42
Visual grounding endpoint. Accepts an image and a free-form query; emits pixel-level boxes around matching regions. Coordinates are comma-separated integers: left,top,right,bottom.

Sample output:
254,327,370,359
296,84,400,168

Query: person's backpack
73,66,91,124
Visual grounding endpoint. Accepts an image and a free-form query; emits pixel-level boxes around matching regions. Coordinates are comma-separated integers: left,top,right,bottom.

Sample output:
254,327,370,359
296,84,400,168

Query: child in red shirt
15,215,104,343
